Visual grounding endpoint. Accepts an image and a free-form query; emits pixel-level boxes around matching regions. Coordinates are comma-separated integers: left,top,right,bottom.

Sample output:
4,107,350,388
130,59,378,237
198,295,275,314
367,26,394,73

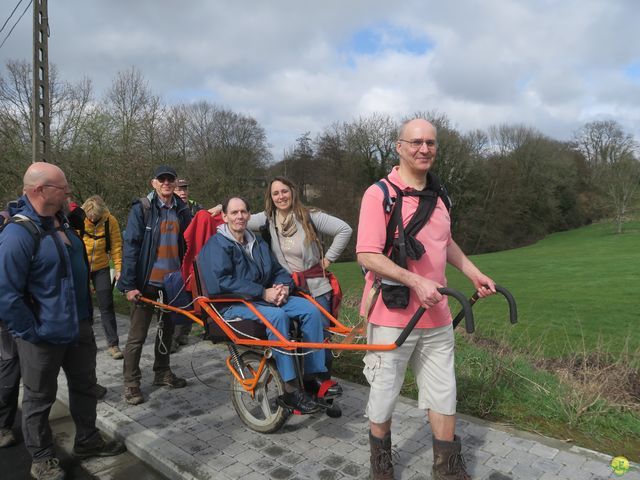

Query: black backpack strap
378,174,449,268
381,178,405,259
374,180,395,214
104,218,111,254
426,172,452,212
139,197,152,227
259,218,272,247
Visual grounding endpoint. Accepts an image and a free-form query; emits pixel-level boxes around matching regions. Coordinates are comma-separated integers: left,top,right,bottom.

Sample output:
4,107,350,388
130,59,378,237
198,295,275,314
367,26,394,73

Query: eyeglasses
42,184,71,194
398,139,438,149
156,175,176,184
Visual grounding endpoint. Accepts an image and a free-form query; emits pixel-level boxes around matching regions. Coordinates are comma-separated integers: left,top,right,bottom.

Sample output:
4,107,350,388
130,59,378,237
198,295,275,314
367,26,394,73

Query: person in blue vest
0,163,125,480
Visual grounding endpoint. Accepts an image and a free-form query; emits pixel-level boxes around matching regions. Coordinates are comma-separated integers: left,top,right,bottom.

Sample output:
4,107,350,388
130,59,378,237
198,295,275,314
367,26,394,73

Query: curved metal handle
395,287,474,347
451,284,517,330
495,285,518,325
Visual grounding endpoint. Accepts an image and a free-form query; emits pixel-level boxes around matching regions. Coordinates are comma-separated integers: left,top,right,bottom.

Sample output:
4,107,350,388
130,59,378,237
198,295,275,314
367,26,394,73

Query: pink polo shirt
356,167,452,328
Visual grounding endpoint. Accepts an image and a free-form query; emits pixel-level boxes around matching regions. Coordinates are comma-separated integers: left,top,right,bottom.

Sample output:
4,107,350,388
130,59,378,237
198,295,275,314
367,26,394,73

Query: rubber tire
230,351,290,433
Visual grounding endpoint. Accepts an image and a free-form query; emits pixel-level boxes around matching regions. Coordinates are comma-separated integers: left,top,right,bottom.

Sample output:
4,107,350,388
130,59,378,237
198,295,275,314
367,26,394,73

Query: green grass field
331,220,640,459
333,220,640,361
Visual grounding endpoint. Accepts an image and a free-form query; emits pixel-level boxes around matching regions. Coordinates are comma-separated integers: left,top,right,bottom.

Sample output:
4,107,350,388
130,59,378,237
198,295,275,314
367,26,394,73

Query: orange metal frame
136,294,398,397
137,295,398,352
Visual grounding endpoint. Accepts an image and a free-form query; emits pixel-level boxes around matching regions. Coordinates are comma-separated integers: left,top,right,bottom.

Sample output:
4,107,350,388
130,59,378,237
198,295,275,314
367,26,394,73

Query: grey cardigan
247,210,352,298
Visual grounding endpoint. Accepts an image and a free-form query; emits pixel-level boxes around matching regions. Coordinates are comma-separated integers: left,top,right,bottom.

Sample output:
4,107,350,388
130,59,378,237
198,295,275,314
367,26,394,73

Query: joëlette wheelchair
137,261,518,433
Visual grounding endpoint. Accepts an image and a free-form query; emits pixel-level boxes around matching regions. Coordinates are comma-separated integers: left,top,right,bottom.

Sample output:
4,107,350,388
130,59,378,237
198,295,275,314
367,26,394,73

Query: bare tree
574,120,636,168
573,120,640,232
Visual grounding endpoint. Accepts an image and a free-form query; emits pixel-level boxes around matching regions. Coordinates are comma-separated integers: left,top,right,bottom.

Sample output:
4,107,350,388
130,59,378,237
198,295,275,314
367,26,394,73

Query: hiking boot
0,427,17,448
108,346,124,360
73,436,126,459
277,389,320,414
124,386,145,405
153,370,187,388
432,435,470,480
30,457,65,480
175,334,189,346
90,383,107,399
369,431,396,479
170,341,179,354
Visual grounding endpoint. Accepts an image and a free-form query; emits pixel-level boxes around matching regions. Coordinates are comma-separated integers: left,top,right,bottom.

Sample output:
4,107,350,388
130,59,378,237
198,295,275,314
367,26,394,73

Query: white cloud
1,0,639,159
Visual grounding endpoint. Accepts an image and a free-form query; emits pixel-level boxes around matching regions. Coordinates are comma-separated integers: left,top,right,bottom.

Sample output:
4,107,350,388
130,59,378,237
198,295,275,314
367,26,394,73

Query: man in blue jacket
0,163,125,480
199,197,338,414
117,165,192,405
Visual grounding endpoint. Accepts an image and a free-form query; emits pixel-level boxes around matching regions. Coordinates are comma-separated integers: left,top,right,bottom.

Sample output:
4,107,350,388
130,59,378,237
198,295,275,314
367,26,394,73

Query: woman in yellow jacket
81,195,124,359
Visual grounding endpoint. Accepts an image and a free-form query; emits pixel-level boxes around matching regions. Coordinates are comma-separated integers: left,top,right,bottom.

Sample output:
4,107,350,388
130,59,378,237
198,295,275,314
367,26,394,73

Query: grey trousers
122,285,175,387
16,320,101,461
0,320,20,429
91,267,119,347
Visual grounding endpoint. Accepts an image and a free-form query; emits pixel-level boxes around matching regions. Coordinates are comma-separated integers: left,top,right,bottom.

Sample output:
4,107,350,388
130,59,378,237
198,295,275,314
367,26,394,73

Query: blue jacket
0,196,89,344
117,191,191,293
198,226,293,299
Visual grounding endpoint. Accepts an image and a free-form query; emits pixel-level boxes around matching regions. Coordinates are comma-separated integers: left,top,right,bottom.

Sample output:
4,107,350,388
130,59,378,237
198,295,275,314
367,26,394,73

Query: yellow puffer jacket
82,211,123,273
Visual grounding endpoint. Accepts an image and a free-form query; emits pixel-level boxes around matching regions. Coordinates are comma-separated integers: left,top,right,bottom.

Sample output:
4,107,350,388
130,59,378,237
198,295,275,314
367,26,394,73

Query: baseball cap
153,165,177,179
176,178,189,188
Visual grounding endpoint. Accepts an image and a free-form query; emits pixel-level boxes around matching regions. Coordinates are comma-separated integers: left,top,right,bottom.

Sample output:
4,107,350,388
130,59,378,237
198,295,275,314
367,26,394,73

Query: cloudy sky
1,0,639,160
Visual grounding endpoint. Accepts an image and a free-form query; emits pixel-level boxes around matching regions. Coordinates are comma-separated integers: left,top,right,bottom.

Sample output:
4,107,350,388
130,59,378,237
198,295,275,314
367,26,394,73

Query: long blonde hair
82,195,108,223
264,176,320,248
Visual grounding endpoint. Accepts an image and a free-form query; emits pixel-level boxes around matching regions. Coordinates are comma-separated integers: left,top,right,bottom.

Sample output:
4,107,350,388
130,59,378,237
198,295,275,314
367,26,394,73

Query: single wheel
230,351,290,433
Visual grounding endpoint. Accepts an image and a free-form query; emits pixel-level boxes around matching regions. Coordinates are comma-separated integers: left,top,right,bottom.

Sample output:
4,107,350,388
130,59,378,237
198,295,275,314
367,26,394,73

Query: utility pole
32,0,50,163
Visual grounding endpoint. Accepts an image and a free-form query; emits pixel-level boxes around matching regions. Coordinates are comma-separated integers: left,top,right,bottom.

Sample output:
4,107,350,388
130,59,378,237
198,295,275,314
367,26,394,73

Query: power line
0,0,32,51
0,0,24,35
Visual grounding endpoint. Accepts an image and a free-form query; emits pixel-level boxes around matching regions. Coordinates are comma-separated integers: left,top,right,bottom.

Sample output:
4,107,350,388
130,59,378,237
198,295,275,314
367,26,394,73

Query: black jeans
122,285,175,387
0,320,20,430
16,320,101,461
91,267,119,347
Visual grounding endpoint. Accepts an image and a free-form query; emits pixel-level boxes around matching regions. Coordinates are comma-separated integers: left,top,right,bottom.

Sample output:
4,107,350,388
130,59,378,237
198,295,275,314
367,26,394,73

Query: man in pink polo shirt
357,118,496,480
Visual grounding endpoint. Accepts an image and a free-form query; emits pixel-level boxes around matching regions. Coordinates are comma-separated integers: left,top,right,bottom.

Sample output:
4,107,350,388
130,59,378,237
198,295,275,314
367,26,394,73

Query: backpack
0,214,44,260
83,217,111,253
373,172,452,309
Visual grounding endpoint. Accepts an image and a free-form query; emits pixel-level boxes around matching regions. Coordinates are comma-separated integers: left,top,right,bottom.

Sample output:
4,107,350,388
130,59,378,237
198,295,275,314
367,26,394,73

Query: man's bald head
23,162,65,190
23,162,70,216
397,118,437,140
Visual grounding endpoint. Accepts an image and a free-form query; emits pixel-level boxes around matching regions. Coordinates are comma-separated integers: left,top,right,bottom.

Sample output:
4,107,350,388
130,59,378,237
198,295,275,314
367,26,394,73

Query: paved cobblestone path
54,313,638,480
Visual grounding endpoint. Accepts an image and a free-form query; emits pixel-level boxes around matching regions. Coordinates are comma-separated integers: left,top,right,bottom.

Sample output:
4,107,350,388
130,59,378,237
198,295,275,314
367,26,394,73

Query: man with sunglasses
0,163,125,480
117,165,192,405
357,119,496,479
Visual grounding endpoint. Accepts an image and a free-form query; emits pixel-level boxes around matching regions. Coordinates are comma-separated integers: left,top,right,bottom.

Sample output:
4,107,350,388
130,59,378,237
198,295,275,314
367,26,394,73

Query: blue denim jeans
223,296,327,382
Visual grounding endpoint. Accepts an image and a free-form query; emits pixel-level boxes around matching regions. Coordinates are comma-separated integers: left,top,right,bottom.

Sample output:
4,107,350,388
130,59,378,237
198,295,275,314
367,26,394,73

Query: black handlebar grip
495,285,518,324
395,287,474,347
441,287,475,334
451,284,517,330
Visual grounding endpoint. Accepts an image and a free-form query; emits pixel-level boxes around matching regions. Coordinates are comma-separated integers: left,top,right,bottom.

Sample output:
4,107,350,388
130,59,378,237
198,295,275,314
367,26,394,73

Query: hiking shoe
277,390,320,414
0,427,17,448
90,384,107,399
124,386,145,405
108,346,124,360
30,457,65,480
73,437,126,459
153,370,187,388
